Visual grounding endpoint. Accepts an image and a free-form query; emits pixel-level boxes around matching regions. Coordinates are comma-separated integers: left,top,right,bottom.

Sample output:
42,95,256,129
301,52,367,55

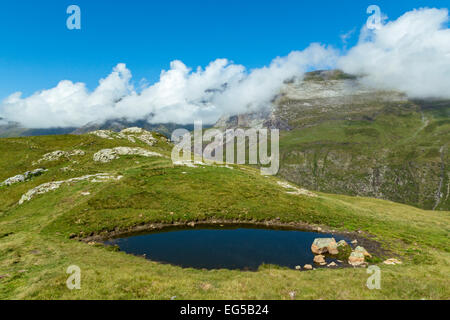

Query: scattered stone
170,296,177,300
187,222,196,227
0,168,48,187
93,147,162,163
303,264,313,270
311,238,338,255
277,181,317,197
383,258,402,265
289,291,296,300
348,251,365,266
81,192,91,196
327,262,337,267
295,265,301,270
351,239,358,245
69,233,77,239
88,242,96,246
313,254,326,265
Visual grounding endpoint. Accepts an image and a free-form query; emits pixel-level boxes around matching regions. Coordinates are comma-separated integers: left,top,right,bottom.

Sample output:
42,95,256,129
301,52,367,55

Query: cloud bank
0,44,336,128
1,8,450,128
339,8,450,98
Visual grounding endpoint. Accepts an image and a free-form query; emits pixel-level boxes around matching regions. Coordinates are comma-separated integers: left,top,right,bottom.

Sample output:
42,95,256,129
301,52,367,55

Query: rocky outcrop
33,150,85,164
89,130,114,139
1,168,47,186
93,147,163,163
18,173,122,205
89,127,158,147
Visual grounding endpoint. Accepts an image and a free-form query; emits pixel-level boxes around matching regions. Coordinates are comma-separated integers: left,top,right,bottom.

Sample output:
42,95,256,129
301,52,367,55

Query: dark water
105,225,348,270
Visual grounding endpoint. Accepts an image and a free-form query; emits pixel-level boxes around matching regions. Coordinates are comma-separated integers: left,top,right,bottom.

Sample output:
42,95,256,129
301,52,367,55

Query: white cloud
2,8,450,129
338,8,450,99
0,44,336,128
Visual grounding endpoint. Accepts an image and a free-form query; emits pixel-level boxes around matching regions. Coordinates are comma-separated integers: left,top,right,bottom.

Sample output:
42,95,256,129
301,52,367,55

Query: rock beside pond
295,265,301,270
337,240,348,247
311,238,338,255
303,264,313,270
354,246,372,258
327,262,337,267
348,251,365,266
313,254,326,265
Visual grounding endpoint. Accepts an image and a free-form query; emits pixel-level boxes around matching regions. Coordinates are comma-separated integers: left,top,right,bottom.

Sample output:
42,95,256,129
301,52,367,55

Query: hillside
0,129,449,299
215,70,450,210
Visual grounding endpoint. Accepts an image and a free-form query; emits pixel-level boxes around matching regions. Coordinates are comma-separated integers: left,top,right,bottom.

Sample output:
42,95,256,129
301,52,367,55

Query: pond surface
105,225,349,270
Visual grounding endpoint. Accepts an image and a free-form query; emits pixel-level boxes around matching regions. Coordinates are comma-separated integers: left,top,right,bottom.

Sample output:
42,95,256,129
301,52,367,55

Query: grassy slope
0,133,449,299
278,100,450,210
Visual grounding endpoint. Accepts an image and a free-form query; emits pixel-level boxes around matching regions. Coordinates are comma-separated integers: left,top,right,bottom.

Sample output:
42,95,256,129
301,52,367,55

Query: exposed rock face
18,173,122,205
93,147,163,163
1,168,47,186
311,238,338,255
34,150,85,164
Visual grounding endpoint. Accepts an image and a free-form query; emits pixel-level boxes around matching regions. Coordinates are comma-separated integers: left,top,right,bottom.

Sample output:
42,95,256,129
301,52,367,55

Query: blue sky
0,0,448,100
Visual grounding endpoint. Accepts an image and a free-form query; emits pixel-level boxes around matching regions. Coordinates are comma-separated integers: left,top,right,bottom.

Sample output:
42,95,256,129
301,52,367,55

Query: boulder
337,240,348,247
354,246,372,258
311,238,338,255
327,241,339,255
313,254,326,265
303,264,313,270
327,262,337,267
348,251,365,266
295,265,301,270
